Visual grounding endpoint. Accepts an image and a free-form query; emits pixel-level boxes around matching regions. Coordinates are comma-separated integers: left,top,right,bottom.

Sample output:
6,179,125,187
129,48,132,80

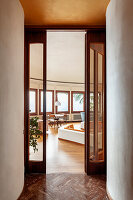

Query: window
90,92,94,112
39,90,54,114
90,92,101,112
40,90,43,114
71,91,85,113
29,89,37,115
56,91,70,113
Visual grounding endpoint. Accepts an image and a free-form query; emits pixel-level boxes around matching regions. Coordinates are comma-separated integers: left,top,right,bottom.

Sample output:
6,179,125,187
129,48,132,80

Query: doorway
46,31,85,173
24,28,106,175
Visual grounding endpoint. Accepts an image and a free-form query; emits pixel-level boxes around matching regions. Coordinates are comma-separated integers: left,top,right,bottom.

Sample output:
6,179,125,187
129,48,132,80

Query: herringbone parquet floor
18,173,109,200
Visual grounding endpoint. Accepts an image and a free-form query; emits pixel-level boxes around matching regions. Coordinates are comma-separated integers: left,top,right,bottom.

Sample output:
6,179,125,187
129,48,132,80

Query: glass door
85,31,106,175
24,31,46,173
90,43,104,162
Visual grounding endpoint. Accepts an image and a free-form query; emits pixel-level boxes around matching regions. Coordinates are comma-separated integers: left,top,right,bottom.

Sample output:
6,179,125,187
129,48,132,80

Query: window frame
39,89,54,115
29,88,38,116
71,91,85,113
56,90,70,114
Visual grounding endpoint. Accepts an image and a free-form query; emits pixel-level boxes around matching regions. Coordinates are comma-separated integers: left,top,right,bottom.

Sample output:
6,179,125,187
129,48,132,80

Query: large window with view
39,90,54,114
29,89,37,115
56,91,70,113
71,91,85,113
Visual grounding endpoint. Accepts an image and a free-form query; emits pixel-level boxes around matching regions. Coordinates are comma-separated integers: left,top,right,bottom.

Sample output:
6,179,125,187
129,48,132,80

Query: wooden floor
29,122,84,173
47,122,84,173
19,123,109,200
18,173,109,200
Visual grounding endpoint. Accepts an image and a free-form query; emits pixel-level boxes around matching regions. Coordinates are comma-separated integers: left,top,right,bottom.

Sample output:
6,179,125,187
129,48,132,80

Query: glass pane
90,93,94,112
41,91,43,113
90,43,104,162
90,48,94,160
30,90,36,113
41,91,53,113
98,53,103,160
57,92,69,112
46,91,53,113
29,43,43,161
73,93,84,112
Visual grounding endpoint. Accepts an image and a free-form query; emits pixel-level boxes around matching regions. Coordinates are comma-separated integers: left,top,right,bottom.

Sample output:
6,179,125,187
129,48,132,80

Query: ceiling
20,0,110,26
30,32,103,84
47,32,85,83
30,32,85,83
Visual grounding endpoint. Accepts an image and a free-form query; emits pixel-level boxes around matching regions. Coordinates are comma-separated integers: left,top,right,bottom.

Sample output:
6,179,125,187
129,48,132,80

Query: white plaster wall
106,0,133,199
0,0,24,199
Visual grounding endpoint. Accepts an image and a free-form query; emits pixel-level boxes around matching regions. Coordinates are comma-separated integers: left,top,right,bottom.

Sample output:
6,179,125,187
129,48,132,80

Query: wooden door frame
24,26,106,175
86,30,106,175
24,30,46,173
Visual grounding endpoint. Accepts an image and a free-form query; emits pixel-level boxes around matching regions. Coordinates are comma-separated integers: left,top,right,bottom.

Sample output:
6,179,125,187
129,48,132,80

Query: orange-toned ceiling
20,0,110,26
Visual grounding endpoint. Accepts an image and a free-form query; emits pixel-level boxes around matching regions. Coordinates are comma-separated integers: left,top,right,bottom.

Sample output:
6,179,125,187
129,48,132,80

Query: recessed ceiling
20,0,110,26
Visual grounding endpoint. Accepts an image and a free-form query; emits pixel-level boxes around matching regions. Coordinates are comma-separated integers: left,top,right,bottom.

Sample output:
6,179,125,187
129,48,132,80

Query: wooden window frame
29,88,38,116
39,89,54,115
56,90,70,114
71,91,85,113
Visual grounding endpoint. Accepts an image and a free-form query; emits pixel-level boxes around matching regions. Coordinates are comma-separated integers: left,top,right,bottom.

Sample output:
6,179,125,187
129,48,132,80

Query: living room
29,31,86,173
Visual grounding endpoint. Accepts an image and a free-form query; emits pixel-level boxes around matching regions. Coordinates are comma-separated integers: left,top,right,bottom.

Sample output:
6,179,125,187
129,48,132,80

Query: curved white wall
106,0,133,199
0,0,24,199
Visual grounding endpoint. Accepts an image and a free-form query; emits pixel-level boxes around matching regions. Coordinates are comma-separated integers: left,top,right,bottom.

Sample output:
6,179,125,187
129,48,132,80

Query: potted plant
29,116,42,153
